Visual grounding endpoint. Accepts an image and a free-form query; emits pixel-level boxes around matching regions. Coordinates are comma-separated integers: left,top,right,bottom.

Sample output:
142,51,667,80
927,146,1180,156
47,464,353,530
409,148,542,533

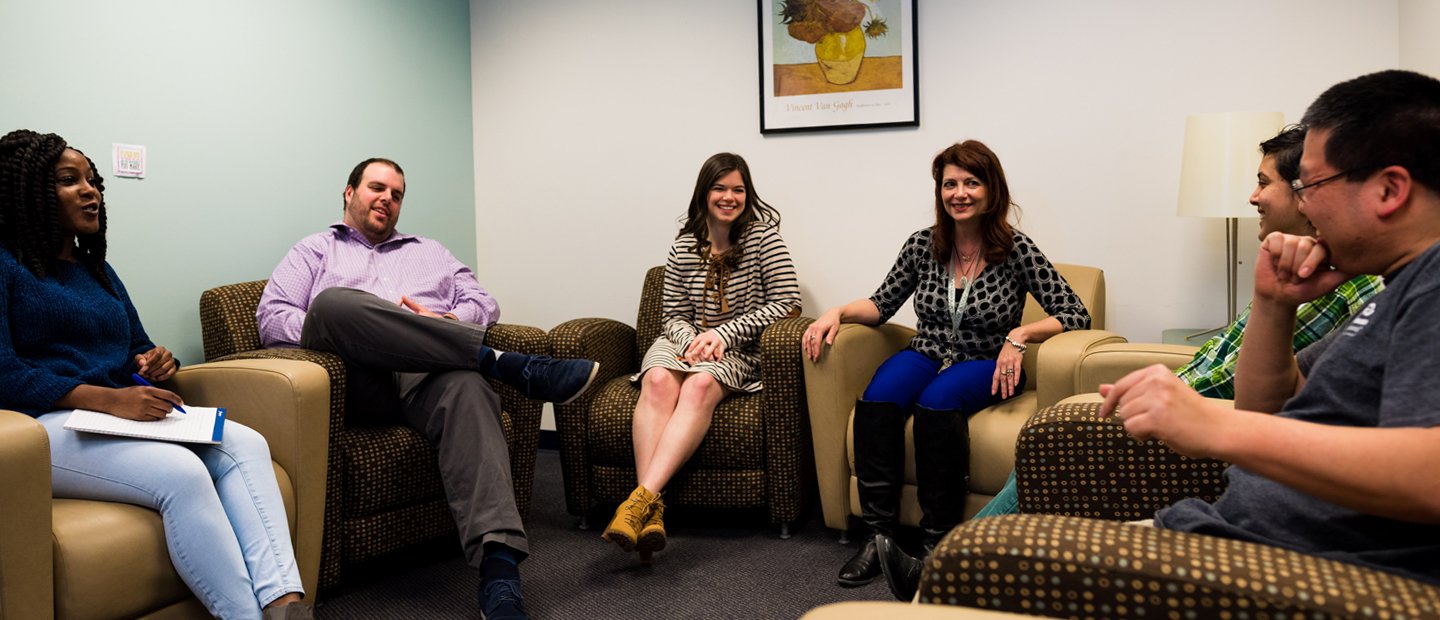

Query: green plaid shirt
1174,274,1385,399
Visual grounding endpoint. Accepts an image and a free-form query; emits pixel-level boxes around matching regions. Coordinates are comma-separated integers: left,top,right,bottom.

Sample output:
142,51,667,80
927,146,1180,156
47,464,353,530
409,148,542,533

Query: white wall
1,0,477,364
1401,0,1440,75
471,0,1397,348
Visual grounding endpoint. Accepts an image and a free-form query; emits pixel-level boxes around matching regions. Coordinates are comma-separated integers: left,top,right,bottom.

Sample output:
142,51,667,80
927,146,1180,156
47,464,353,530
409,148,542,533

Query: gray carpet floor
314,449,895,619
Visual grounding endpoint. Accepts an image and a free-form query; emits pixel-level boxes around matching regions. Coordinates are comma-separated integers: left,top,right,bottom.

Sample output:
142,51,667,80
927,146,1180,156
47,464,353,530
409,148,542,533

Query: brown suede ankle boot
602,485,660,551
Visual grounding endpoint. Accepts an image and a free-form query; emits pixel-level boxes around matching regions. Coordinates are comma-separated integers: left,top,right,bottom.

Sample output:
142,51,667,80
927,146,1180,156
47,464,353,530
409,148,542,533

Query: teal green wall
0,0,475,364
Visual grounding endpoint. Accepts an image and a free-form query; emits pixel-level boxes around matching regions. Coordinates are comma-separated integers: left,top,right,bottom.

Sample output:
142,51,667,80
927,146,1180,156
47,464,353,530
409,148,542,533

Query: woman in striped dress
601,152,801,560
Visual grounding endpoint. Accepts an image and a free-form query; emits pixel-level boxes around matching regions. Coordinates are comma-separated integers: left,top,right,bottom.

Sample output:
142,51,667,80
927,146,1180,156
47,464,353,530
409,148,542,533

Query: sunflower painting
758,0,916,133
772,0,903,96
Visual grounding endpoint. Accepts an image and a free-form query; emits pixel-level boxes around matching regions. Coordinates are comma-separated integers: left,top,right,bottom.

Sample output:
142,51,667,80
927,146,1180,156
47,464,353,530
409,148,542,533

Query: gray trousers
299,287,527,565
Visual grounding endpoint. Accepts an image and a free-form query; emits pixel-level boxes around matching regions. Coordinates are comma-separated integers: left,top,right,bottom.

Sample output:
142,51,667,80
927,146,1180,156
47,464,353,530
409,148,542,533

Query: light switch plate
112,143,146,178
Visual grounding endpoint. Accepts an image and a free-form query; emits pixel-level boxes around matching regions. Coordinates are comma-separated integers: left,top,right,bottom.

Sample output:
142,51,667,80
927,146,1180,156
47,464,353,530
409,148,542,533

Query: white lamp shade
1177,111,1285,218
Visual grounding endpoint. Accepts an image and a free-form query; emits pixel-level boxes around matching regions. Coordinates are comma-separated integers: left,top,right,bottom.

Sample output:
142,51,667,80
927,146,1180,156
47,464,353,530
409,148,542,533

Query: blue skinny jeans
38,411,303,620
862,348,1020,412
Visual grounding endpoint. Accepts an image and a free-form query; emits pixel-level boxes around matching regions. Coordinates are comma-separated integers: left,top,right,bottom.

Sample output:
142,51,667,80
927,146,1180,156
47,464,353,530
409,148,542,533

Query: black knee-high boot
877,404,970,600
913,404,970,549
836,399,907,587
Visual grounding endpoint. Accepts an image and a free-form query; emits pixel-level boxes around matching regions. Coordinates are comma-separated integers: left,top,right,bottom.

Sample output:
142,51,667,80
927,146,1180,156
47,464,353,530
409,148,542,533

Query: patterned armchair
919,401,1440,618
549,266,814,533
198,280,547,590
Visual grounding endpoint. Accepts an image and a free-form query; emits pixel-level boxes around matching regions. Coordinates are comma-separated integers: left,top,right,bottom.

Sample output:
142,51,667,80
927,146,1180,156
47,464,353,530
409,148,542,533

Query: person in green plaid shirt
877,124,1386,600
1176,274,1381,399
1173,125,1384,398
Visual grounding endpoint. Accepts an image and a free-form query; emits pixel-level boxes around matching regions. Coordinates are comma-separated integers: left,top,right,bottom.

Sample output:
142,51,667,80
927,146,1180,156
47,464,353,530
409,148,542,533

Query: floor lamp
1176,111,1284,338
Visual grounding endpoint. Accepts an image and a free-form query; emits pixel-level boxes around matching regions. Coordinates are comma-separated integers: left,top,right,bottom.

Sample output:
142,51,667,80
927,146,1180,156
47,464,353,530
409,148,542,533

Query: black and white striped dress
634,223,801,392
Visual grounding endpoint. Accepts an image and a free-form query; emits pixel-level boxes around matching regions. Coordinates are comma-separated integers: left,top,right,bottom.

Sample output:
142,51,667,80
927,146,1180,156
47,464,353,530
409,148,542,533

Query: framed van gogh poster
758,0,918,133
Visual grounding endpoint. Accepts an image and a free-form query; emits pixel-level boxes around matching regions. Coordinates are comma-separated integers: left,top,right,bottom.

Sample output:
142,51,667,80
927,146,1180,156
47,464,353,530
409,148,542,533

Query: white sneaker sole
555,361,600,405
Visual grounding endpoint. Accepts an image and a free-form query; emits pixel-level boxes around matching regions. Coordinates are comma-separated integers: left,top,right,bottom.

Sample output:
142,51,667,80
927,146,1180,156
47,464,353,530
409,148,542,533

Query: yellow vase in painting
814,25,866,85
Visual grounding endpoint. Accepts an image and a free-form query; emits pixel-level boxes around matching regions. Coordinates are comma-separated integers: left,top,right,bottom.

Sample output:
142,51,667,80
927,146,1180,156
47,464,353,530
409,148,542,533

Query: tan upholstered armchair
801,263,1113,540
0,358,328,620
198,280,546,590
1043,333,1200,405
918,400,1440,618
549,266,814,534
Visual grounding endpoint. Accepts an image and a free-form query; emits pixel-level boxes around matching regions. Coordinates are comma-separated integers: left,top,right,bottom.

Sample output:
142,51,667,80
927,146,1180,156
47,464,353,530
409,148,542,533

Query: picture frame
758,0,918,134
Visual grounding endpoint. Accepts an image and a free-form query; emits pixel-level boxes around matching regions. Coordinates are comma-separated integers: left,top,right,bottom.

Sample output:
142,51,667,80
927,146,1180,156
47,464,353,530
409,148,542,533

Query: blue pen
131,373,187,413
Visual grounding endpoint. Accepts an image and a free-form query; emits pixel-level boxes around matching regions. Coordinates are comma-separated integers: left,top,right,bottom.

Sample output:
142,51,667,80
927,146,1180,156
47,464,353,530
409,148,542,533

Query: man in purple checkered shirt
256,158,594,620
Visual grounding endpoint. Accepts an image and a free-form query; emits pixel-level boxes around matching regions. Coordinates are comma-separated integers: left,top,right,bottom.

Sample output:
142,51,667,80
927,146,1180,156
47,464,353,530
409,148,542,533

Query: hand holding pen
132,373,187,414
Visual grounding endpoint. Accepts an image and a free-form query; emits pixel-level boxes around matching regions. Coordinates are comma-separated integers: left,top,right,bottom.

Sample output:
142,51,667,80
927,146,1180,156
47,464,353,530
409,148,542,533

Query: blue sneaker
480,577,528,620
493,353,599,405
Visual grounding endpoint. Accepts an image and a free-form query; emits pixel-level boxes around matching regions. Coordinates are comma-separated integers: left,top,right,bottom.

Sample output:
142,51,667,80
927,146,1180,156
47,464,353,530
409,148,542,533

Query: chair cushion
339,411,512,516
51,461,293,620
588,378,765,472
52,499,192,620
585,375,768,507
844,391,1037,497
339,427,446,516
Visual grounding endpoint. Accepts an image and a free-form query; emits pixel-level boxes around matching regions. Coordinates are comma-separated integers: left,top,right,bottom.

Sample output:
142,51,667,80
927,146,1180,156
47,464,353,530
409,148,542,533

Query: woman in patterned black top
802,141,1091,591
601,153,801,562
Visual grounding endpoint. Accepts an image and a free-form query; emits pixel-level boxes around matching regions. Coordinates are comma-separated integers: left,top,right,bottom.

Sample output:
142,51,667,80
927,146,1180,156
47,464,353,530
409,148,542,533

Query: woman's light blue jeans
38,411,303,620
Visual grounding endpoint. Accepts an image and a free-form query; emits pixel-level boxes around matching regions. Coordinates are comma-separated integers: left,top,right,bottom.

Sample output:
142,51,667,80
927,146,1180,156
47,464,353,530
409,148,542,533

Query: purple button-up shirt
257,222,499,347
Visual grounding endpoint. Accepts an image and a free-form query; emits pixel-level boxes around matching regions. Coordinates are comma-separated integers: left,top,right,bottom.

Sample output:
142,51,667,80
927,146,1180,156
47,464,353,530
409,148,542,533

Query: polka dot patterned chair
549,266,814,534
801,263,1110,542
199,279,548,591
920,401,1440,618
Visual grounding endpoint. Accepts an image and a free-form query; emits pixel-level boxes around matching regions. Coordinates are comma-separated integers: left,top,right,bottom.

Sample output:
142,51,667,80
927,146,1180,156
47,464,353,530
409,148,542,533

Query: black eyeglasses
1290,169,1356,198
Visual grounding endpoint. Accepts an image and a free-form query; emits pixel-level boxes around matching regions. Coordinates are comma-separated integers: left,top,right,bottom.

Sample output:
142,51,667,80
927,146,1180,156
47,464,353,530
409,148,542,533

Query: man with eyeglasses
1102,69,1440,586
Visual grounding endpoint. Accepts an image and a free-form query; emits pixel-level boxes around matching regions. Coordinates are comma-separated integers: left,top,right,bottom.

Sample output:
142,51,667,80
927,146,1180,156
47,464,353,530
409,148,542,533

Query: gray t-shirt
1156,241,1440,585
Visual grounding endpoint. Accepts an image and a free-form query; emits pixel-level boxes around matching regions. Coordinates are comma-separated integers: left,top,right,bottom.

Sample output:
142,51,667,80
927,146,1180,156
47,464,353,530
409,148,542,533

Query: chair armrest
1073,340,1200,399
550,317,638,516
198,280,268,361
1034,329,1128,409
802,323,915,531
482,323,548,518
802,602,1028,619
0,409,53,620
759,316,814,525
1015,401,1227,520
550,317,638,390
210,348,346,432
924,514,1440,617
170,359,331,599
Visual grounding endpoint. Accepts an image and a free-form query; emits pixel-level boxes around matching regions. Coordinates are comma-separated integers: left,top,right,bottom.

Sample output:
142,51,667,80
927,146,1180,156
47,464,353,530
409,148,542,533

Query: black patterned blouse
868,228,1091,364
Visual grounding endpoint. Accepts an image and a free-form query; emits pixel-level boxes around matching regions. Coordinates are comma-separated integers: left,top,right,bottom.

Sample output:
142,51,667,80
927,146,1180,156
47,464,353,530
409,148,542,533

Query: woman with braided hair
600,152,801,562
0,130,310,619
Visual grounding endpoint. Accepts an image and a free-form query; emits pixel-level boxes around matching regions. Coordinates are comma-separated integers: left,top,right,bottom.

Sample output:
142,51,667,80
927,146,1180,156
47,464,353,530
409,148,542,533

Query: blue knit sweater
0,246,156,416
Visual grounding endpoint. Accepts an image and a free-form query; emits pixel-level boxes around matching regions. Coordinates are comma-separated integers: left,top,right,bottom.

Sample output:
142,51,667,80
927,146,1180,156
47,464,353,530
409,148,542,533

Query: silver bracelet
1004,335,1028,353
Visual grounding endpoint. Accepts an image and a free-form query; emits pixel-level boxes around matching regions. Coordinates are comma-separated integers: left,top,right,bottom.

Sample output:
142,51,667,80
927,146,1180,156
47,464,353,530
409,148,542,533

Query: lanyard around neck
947,256,978,347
